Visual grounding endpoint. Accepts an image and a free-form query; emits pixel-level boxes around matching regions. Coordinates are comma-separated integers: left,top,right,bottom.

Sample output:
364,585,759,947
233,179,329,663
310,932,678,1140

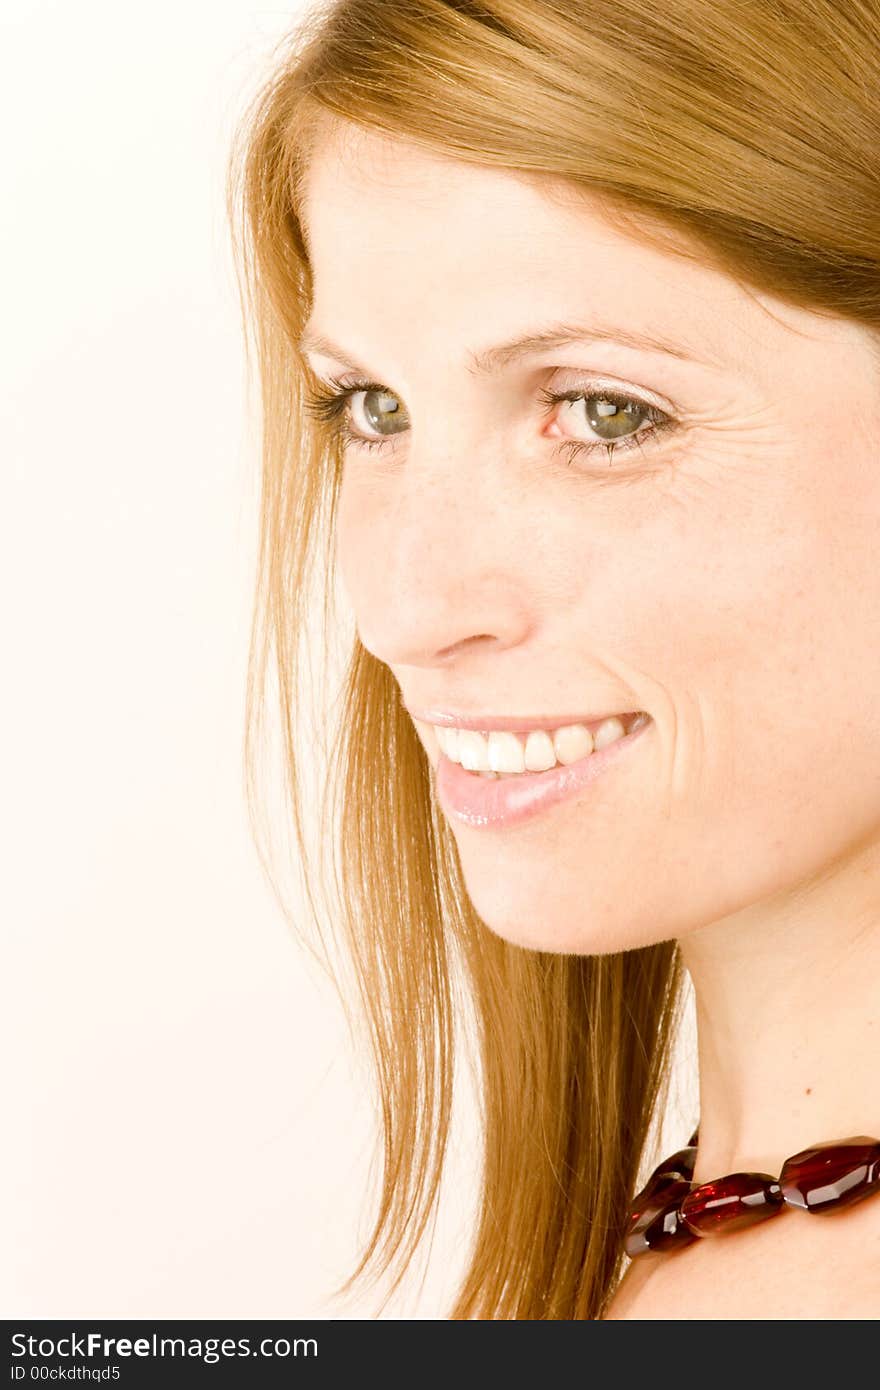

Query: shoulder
604,1199,880,1320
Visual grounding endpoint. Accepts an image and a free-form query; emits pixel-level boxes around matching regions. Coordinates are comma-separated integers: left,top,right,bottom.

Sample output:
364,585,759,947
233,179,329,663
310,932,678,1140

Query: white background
1,1,697,1318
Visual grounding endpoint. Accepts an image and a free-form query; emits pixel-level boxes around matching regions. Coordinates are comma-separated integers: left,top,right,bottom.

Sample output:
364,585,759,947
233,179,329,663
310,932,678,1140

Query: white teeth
487,731,526,774
457,729,490,772
552,723,594,765
434,713,644,774
437,725,458,759
524,729,557,772
593,715,626,750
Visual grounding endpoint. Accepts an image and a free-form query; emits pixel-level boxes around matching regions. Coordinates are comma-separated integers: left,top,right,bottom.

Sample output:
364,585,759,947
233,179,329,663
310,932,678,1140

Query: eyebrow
297,319,711,375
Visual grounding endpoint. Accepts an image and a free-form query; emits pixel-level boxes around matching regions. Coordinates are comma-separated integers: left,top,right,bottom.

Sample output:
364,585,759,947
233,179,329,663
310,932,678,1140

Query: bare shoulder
603,1200,880,1320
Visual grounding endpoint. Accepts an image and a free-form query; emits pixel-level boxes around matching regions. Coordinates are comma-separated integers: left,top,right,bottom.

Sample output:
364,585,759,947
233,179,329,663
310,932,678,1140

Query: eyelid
311,366,678,417
548,368,677,416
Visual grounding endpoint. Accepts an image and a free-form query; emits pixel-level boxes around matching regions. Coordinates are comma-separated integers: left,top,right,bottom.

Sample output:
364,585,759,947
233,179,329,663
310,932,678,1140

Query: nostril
436,634,497,661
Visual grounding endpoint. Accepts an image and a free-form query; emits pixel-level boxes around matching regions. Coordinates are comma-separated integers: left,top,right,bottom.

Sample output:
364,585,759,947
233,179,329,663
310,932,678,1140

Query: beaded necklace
626,1129,880,1257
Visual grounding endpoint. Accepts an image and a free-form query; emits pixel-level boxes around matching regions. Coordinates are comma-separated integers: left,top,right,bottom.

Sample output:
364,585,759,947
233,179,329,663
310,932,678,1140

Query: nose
339,433,535,670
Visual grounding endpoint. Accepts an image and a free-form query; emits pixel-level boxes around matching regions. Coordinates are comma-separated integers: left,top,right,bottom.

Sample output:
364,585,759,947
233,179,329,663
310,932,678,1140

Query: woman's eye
303,374,675,466
303,377,409,453
541,387,673,465
558,394,652,441
350,387,409,438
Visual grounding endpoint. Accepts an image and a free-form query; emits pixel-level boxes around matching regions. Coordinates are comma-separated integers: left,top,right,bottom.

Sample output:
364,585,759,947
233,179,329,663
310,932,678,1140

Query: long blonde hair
225,0,880,1318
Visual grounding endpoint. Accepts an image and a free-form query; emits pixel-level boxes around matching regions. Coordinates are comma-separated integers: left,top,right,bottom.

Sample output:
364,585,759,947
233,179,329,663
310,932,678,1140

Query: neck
677,838,880,1186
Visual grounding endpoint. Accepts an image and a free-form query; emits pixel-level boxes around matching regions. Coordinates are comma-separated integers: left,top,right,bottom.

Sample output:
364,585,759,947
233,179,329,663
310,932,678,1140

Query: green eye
581,396,651,440
540,385,673,467
360,388,408,435
303,376,409,452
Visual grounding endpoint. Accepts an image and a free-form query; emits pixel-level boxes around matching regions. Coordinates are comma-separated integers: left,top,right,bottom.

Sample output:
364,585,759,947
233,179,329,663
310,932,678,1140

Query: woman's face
300,121,880,954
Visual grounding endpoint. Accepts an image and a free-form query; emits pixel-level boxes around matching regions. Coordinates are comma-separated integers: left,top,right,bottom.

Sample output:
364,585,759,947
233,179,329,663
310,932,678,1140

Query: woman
227,0,880,1318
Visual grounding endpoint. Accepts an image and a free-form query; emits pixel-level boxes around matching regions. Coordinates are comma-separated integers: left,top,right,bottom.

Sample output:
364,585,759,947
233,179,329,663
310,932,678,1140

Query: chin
455,842,668,956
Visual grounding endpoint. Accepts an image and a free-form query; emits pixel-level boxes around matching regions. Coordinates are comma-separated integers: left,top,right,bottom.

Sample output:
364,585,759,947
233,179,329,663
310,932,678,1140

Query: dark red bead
779,1136,880,1213
626,1176,696,1257
641,1145,698,1196
643,1203,697,1254
625,1144,698,1257
662,1144,698,1181
680,1172,784,1236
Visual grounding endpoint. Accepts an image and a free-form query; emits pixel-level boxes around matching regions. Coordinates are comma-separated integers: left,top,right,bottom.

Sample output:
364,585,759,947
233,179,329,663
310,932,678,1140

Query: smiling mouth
431,711,650,777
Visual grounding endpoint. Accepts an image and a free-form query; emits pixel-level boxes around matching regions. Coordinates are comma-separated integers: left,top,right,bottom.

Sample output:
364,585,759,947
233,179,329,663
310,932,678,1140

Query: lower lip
434,716,652,829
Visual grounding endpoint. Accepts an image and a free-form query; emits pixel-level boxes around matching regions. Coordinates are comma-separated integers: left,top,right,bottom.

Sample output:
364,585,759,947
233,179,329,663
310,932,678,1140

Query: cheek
452,514,880,958
334,473,382,610
623,450,880,888
622,420,878,728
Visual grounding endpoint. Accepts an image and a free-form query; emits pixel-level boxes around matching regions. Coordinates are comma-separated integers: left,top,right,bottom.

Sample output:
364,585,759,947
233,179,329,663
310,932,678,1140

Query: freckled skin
301,121,880,1315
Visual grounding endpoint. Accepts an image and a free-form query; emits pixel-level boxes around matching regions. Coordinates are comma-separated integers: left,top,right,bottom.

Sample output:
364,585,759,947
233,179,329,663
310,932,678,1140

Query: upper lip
404,705,639,733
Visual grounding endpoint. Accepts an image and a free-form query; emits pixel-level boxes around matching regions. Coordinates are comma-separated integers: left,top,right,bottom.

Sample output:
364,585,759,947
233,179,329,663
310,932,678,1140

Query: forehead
300,122,709,305
305,125,717,293
297,120,859,380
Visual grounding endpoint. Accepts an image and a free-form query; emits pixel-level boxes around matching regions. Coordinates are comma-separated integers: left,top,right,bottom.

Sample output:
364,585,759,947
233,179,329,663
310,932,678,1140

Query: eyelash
302,373,677,468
